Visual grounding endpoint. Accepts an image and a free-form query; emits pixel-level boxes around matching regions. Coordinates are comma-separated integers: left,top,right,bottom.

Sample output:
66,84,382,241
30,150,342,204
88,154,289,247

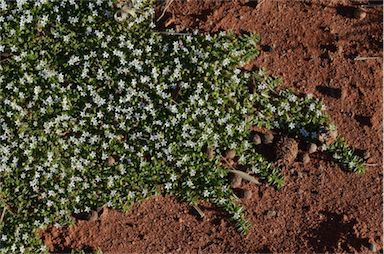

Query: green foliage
0,0,364,252
327,137,365,173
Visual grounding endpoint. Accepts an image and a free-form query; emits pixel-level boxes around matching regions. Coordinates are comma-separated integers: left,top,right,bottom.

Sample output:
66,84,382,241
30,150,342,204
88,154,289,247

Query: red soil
41,0,383,253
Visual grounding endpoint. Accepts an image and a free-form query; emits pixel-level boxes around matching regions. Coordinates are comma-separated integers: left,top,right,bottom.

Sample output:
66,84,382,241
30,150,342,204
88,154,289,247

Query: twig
192,205,205,218
221,156,261,185
228,169,261,185
221,156,261,186
156,0,175,22
354,56,381,61
0,206,6,223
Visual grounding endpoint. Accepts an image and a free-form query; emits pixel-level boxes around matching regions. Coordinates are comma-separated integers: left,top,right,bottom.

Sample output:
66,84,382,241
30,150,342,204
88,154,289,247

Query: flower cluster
0,0,364,252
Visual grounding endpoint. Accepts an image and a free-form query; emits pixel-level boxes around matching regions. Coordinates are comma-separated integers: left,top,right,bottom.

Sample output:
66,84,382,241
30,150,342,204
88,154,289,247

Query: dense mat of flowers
0,0,364,252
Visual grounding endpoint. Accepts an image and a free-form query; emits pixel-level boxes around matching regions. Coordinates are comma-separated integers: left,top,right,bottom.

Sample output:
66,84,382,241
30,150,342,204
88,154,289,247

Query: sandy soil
41,0,383,253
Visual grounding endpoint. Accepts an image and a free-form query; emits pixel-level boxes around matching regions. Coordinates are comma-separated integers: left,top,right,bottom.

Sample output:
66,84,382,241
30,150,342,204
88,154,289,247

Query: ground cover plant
0,0,366,253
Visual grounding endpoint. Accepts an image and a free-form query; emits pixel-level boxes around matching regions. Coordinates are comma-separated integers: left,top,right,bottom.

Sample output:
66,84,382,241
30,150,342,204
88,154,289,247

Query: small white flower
164,182,172,190
233,212,240,220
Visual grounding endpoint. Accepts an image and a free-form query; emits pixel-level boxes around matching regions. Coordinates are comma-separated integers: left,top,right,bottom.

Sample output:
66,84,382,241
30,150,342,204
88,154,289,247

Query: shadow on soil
306,211,370,253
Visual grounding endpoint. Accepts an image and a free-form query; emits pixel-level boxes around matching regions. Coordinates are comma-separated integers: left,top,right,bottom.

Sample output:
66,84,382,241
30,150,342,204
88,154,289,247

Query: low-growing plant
0,0,365,252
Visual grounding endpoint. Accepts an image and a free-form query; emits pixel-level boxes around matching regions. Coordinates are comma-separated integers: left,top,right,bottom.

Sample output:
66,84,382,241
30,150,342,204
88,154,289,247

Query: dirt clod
275,137,299,166
262,132,274,144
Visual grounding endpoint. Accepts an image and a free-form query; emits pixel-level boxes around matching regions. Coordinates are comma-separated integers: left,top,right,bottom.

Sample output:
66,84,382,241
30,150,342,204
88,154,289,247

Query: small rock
107,155,116,166
88,210,98,222
230,174,242,188
252,134,262,145
363,150,371,161
266,210,277,218
302,153,310,164
225,150,236,160
354,8,366,20
242,190,252,200
262,133,274,144
369,243,376,252
308,143,318,154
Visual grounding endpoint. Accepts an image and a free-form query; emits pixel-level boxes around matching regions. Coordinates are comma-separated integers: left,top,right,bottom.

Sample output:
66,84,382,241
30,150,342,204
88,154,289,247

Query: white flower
186,179,193,187
68,55,80,66
233,212,240,220
170,174,177,182
164,182,172,190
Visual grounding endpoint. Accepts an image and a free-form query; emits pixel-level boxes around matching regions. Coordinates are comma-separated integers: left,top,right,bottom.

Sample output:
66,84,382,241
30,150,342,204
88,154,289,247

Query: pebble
230,174,242,188
225,150,236,160
266,210,277,218
262,133,274,144
302,153,310,164
363,150,371,161
308,143,318,154
252,134,262,145
242,190,252,200
107,156,116,166
354,8,367,20
88,210,98,222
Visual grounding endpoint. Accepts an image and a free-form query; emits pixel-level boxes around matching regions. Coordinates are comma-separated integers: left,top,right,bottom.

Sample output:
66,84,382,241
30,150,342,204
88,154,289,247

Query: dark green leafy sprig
326,137,365,173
